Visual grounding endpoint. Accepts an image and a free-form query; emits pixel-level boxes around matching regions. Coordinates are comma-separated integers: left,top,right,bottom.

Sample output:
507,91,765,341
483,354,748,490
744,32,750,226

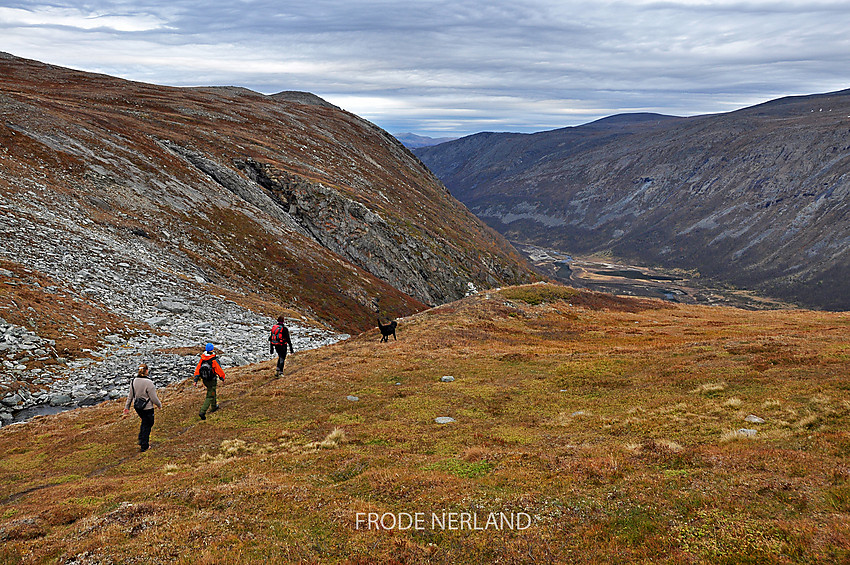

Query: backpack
270,324,287,345
198,358,215,382
131,379,147,412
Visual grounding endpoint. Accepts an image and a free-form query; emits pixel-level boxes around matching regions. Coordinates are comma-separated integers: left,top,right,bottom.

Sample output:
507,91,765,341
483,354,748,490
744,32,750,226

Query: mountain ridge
0,52,535,419
415,90,850,310
0,51,534,327
393,132,459,149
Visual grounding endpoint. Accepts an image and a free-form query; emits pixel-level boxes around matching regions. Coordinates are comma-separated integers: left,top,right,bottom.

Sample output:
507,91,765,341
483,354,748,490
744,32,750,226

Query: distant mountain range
394,132,458,149
414,95,850,310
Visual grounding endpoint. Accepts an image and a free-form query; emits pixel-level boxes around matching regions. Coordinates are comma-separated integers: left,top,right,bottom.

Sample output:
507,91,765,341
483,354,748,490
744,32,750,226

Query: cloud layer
2,0,849,136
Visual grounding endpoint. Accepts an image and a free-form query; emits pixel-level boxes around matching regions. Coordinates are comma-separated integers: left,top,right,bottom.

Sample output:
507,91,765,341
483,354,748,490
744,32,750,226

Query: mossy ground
1,284,848,563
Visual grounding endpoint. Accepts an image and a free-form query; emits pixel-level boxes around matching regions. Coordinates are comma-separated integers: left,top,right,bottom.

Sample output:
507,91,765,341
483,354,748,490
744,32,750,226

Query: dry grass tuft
460,446,495,462
625,438,685,455
220,438,249,457
720,428,758,442
691,381,728,394
162,463,181,475
305,428,347,451
197,438,281,464
794,414,820,430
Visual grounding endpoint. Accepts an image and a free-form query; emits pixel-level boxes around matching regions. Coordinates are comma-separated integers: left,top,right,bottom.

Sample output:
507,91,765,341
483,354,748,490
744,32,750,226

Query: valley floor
516,243,796,311
0,284,848,564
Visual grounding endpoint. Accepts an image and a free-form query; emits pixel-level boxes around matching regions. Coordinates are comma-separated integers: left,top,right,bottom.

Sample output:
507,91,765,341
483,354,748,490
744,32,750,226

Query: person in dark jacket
123,363,162,452
269,316,294,377
193,343,226,420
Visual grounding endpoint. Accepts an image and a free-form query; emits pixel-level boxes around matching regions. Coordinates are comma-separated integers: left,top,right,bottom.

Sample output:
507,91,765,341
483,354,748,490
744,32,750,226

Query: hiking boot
199,413,206,420
140,445,149,452
275,369,282,377
209,405,219,414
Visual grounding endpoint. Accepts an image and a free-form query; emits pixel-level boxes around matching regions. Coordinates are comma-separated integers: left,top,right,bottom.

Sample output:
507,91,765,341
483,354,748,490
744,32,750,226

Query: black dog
378,319,397,342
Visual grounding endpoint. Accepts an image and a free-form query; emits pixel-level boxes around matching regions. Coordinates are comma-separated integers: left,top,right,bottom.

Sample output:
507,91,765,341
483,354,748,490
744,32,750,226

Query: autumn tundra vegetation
0,283,848,563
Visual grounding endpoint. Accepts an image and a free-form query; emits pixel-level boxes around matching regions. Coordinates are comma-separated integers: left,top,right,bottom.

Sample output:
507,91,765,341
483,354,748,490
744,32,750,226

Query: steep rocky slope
416,98,850,310
0,53,534,420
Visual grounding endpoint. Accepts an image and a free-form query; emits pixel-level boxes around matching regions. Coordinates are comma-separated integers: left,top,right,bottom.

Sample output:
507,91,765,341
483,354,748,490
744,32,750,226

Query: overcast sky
2,0,849,137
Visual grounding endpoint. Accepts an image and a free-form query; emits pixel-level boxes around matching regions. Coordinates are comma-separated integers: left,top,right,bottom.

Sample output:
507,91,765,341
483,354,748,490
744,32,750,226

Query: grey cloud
1,0,849,136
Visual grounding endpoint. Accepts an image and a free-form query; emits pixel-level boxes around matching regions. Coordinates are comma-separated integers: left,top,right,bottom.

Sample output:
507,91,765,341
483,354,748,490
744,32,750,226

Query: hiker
123,363,162,452
269,315,294,377
193,343,226,420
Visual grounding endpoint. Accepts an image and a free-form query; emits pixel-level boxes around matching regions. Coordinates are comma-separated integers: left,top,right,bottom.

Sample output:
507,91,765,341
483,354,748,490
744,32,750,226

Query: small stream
10,404,73,423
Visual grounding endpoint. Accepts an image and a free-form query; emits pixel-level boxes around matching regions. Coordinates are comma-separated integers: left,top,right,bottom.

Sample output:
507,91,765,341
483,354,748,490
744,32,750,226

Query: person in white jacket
123,364,162,452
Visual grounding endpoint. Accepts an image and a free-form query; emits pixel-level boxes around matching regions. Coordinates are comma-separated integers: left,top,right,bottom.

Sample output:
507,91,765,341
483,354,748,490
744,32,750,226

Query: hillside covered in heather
1,284,848,563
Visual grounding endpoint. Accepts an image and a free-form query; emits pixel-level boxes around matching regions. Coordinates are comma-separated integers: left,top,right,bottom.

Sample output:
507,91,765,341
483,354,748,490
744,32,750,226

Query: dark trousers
137,408,155,449
274,344,289,372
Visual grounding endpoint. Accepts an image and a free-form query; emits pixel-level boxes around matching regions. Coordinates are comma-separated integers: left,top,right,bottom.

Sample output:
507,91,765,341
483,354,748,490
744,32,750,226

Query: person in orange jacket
194,342,226,420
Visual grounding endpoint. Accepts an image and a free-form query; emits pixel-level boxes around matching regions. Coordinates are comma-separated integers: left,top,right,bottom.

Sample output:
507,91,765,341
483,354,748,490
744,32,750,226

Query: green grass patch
53,443,115,471
328,412,364,426
425,458,494,479
63,496,106,507
825,483,850,512
488,425,538,445
501,285,578,306
612,505,661,547
52,474,85,484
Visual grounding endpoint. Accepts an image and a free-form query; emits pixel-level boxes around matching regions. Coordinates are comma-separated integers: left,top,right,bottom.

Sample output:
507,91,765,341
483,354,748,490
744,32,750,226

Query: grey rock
2,394,22,407
346,395,359,402
744,414,765,424
737,428,758,437
435,416,456,424
157,300,192,314
440,375,455,382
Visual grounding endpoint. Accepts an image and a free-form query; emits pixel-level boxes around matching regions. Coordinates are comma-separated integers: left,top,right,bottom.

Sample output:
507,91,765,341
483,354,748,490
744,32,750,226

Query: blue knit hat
205,343,214,352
